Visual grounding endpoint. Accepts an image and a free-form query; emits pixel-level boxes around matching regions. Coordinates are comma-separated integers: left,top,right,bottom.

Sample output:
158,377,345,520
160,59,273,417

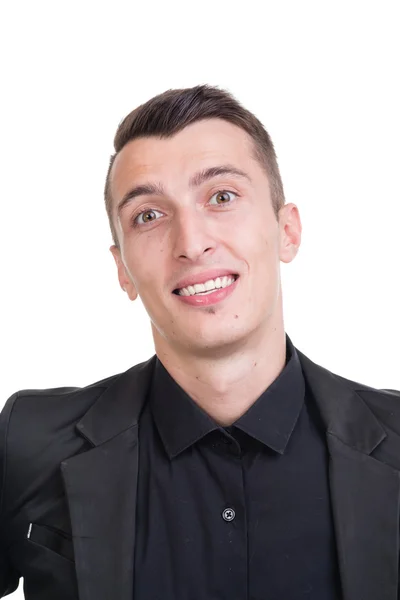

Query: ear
278,203,302,264
109,245,138,301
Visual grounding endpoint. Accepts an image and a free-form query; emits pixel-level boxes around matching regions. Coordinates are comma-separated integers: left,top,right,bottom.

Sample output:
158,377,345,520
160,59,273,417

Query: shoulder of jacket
3,357,155,420
298,347,400,431
0,367,142,511
7,356,156,405
332,372,400,396
6,372,122,406
25,373,119,396
1,357,156,427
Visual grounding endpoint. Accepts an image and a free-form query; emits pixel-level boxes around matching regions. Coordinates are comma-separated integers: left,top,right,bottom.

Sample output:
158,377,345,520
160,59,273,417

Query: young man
1,85,399,600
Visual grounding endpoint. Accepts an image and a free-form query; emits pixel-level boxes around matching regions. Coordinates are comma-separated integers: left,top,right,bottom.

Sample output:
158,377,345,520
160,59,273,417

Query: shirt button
222,508,236,522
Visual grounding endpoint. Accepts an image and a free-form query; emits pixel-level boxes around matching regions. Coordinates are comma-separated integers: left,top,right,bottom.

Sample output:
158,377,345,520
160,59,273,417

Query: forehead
110,118,260,203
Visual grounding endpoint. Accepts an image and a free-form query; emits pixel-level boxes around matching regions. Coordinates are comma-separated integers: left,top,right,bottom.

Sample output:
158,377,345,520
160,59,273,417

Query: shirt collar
233,334,305,453
150,333,305,459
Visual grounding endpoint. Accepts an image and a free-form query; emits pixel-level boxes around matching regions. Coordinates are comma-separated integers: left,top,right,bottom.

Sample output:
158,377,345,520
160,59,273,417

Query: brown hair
104,84,285,246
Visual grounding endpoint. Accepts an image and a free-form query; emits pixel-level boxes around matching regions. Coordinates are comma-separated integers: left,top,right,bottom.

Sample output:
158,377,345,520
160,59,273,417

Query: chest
133,406,341,599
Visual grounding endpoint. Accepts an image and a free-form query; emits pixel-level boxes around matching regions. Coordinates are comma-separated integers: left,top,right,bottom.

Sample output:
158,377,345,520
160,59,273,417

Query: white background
1,1,399,596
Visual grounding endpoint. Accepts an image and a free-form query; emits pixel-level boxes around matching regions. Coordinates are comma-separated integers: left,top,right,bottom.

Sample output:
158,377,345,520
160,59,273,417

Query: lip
172,269,239,292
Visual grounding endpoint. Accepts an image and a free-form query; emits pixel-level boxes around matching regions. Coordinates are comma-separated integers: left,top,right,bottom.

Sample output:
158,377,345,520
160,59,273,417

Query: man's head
105,85,287,247
106,85,301,357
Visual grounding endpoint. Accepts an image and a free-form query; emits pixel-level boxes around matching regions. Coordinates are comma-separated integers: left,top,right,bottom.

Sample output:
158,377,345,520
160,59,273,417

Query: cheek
239,224,272,258
246,230,281,286
124,240,167,295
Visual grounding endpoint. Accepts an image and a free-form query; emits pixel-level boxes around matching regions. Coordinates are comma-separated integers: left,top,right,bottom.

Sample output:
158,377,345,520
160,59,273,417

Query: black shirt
134,334,342,599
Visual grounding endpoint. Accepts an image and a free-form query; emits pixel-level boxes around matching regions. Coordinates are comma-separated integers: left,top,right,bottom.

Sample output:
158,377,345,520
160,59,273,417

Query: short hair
104,84,285,246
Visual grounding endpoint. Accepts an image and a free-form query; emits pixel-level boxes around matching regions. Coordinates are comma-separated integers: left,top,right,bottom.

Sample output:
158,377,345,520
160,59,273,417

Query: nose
172,208,216,262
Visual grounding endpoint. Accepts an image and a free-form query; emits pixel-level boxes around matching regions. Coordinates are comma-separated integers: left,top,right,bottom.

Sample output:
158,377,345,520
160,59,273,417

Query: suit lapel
327,434,400,600
60,356,156,600
61,427,139,600
298,349,400,600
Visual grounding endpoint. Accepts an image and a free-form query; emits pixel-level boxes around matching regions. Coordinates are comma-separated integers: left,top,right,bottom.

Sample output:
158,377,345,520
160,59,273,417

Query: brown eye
209,190,237,206
142,211,156,222
134,209,163,226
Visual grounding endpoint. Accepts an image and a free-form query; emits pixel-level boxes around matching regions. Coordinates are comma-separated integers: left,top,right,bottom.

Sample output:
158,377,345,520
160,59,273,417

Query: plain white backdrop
1,1,399,595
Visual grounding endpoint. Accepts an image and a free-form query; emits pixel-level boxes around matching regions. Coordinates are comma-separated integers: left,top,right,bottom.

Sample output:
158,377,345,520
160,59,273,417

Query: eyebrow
117,164,251,215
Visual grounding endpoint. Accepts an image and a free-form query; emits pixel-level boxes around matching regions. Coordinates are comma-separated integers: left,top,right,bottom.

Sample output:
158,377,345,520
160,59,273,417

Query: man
1,84,399,600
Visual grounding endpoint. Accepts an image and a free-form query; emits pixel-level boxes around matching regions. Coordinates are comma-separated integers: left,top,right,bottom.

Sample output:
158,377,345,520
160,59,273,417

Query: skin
109,118,302,425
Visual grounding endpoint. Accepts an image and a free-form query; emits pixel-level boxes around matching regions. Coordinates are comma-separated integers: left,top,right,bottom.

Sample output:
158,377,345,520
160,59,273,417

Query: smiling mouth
173,274,239,296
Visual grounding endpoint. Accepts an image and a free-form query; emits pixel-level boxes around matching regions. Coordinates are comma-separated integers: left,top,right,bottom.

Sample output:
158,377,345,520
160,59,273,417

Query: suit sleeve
0,393,20,596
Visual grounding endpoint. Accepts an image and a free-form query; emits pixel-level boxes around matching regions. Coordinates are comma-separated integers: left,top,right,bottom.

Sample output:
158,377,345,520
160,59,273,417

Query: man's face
109,118,301,356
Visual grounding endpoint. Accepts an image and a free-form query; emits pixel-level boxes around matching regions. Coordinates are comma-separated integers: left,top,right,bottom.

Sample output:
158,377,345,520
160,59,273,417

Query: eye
134,209,164,226
208,190,237,206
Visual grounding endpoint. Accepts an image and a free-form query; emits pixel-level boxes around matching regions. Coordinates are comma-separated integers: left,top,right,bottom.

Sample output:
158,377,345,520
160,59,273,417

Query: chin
178,327,247,355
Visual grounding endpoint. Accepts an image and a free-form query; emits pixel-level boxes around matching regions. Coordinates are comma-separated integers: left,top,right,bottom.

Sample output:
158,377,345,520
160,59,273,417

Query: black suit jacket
1,347,400,600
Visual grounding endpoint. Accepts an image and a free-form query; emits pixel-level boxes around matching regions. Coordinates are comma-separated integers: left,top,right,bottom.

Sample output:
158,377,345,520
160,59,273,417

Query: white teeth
204,280,215,291
178,276,236,296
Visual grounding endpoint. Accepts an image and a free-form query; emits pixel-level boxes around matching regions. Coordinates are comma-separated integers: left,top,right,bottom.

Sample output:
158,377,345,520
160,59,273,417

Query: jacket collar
296,348,386,453
76,355,157,447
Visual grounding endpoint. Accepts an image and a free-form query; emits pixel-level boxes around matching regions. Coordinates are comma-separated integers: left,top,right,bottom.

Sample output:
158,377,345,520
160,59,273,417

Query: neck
153,320,287,427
